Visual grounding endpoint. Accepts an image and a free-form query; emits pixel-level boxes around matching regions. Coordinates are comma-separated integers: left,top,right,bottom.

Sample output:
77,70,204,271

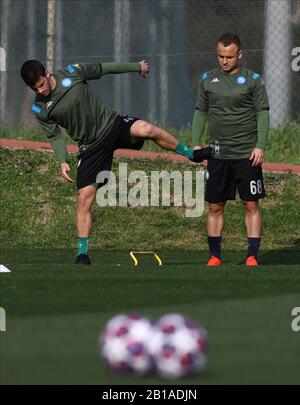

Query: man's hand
249,148,264,166
192,146,214,163
138,60,149,78
192,146,205,165
61,162,74,183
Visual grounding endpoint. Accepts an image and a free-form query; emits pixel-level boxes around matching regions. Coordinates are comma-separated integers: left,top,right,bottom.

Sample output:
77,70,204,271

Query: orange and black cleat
207,255,222,266
245,256,259,266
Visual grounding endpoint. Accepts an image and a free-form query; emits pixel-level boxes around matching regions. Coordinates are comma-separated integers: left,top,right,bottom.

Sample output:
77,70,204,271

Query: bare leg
130,120,178,150
243,200,262,237
207,202,226,236
76,185,97,237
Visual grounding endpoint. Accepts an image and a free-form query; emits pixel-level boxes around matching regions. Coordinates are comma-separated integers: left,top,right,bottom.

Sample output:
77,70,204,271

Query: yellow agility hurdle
129,251,163,267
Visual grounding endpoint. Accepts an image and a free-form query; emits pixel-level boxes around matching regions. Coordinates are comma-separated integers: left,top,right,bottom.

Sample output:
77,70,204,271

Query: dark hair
20,60,46,87
218,33,241,50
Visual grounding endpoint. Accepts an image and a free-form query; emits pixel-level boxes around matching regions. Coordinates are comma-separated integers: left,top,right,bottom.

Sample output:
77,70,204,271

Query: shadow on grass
156,248,300,267
1,246,299,267
259,245,300,266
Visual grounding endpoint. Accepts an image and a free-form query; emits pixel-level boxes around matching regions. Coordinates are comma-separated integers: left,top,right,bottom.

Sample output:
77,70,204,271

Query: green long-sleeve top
192,109,269,151
31,62,141,164
191,66,270,159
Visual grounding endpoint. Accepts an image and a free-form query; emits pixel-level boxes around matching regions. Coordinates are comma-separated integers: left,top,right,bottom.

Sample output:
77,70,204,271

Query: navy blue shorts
76,116,144,190
205,158,266,203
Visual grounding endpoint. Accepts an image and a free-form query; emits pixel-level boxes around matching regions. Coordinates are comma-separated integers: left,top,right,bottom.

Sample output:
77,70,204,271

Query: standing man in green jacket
192,33,270,266
21,59,212,265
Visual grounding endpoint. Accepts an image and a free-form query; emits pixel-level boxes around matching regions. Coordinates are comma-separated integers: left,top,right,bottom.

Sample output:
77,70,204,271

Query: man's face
217,42,242,73
31,71,51,96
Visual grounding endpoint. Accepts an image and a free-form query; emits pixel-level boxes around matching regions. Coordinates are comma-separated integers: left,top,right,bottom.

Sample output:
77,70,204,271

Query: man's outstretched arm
73,60,149,80
101,60,149,77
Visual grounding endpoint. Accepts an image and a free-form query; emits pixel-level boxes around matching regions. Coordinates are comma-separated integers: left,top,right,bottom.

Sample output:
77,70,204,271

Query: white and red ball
147,314,207,379
100,314,153,375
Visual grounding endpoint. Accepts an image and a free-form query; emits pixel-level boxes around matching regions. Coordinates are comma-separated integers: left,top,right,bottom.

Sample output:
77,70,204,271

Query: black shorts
205,158,266,203
76,116,144,190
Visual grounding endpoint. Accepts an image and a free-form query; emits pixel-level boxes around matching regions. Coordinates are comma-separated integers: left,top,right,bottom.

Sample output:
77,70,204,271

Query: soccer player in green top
192,33,270,266
21,59,212,265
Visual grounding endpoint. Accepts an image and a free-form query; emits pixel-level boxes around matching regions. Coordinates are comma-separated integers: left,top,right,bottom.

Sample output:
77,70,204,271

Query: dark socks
208,236,222,259
247,237,261,258
208,237,261,260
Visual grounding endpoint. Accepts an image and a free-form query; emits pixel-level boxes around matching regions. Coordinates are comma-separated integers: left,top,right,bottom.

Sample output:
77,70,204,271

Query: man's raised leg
129,120,213,162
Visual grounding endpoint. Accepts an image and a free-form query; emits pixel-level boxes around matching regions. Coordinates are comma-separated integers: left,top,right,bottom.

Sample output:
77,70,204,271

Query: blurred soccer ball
100,313,153,375
147,314,207,379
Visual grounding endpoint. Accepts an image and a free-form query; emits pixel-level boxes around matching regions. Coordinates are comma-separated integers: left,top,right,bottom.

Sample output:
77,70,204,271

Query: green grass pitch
1,249,300,385
1,149,299,384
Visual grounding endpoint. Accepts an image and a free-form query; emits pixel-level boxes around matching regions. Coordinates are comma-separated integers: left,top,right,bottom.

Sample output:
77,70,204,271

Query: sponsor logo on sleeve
32,104,41,113
67,64,75,73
